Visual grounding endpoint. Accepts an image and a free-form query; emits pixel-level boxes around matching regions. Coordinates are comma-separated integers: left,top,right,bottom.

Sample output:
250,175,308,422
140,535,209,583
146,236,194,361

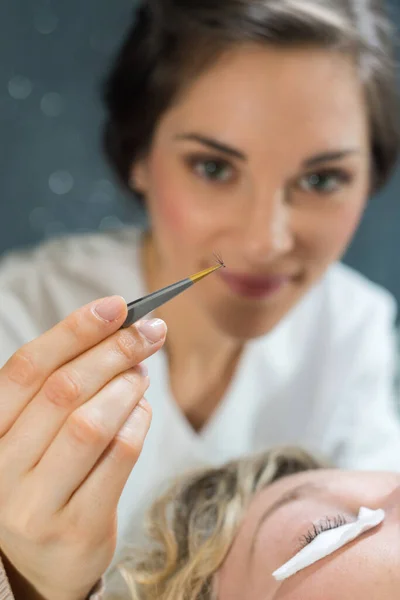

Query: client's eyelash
299,514,348,549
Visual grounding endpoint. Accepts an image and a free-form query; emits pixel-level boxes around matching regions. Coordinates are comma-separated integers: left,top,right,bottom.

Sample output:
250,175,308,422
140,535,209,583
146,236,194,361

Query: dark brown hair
103,0,399,195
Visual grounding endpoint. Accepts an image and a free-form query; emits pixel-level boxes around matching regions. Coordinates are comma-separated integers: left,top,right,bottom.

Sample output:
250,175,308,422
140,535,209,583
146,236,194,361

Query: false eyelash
213,252,226,268
299,514,348,549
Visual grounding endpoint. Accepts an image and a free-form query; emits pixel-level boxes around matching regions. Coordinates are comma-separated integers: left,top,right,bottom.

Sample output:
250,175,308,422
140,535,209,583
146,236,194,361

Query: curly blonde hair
117,447,327,599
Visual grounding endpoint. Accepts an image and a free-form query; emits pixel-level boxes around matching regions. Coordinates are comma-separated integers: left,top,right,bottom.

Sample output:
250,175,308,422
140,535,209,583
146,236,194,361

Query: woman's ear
130,158,149,195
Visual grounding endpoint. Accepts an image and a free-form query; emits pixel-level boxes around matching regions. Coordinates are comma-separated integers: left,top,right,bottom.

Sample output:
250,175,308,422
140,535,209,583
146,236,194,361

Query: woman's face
133,45,370,338
216,469,400,599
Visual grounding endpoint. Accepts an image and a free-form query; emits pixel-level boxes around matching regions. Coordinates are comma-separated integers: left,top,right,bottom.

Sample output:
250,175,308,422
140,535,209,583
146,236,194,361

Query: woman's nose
241,189,294,265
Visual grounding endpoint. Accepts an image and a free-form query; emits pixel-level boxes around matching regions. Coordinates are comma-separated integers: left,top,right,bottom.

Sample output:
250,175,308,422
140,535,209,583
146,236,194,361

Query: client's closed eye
299,514,349,549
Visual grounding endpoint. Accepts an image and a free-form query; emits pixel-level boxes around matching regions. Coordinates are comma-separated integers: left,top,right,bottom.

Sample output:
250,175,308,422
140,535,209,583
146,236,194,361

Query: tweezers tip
213,251,226,268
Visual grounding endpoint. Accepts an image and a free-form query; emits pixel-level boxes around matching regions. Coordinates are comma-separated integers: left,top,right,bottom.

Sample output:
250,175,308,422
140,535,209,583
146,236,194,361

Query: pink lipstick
218,270,291,299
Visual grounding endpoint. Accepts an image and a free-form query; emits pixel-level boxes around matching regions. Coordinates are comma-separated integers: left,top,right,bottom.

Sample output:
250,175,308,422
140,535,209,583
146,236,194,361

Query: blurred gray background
1,0,400,306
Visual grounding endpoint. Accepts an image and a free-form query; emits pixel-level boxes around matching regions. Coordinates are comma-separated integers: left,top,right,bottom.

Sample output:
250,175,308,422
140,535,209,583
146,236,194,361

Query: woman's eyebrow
174,133,247,160
303,149,360,168
174,133,359,167
249,482,326,558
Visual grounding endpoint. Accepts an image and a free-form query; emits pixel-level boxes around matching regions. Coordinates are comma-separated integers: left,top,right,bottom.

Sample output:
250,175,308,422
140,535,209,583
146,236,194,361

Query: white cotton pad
272,507,385,582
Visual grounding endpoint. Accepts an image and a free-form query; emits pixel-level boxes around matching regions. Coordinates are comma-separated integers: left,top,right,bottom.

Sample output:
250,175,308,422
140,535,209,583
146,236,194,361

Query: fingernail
136,318,167,343
93,296,125,322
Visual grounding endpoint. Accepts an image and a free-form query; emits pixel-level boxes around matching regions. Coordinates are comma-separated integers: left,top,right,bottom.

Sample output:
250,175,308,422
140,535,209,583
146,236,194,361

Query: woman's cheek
146,162,198,252
305,200,366,266
149,162,220,252
152,187,188,237
329,202,365,256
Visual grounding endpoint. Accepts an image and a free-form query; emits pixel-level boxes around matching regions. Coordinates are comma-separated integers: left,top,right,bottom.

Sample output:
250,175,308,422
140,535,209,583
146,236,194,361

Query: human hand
0,296,166,600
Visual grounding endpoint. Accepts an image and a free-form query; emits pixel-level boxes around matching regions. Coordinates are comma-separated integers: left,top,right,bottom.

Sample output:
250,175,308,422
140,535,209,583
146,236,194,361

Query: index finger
0,296,128,430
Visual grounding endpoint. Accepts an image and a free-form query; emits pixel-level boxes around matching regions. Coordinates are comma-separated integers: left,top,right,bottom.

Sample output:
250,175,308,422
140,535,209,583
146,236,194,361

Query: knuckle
113,401,152,460
67,410,109,446
137,398,152,421
60,310,86,342
65,510,112,549
42,368,82,408
4,508,50,545
110,435,143,463
19,516,47,544
121,368,148,391
6,347,39,388
114,330,141,362
64,523,92,550
66,510,88,538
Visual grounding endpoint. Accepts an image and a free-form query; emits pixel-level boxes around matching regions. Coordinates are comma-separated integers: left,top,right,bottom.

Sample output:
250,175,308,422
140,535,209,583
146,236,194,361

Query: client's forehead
251,468,400,515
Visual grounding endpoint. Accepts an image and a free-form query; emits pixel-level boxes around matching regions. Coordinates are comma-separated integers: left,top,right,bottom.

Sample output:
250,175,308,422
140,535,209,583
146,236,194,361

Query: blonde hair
117,447,327,599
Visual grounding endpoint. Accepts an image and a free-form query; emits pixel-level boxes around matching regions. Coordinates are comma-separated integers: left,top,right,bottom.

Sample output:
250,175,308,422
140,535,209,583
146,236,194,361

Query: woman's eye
299,514,349,549
296,170,352,194
190,158,234,183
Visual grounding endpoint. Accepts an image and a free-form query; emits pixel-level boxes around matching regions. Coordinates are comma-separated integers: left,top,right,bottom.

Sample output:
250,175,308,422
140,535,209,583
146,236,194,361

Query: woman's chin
210,304,284,341
207,279,309,341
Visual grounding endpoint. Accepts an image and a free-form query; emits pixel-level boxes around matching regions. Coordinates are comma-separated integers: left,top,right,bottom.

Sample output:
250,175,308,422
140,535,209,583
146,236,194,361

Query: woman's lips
218,269,293,299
